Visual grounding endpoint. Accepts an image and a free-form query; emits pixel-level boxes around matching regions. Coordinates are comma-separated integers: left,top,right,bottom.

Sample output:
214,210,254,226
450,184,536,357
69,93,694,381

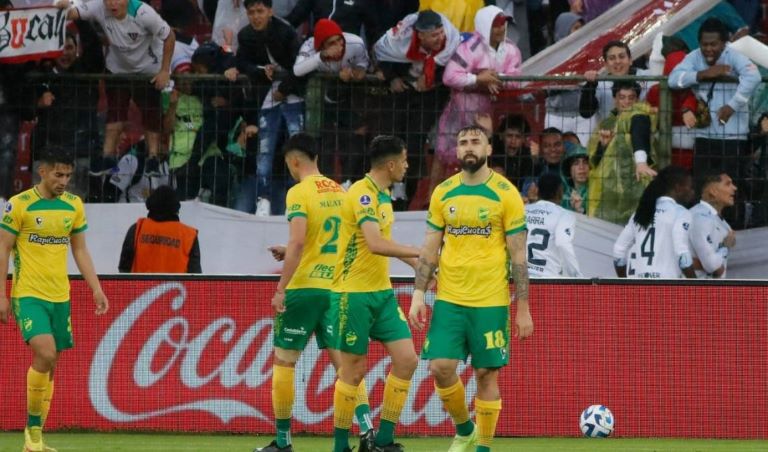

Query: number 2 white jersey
613,196,693,279
525,200,583,277
689,201,731,278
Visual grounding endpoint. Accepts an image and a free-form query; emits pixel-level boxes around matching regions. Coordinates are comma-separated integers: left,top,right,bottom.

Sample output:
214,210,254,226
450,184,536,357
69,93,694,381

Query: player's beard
460,154,487,174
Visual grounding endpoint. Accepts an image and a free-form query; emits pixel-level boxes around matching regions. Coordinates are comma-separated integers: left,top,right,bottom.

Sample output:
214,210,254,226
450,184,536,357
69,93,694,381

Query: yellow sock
272,365,295,420
333,379,358,431
27,368,48,428
475,398,502,448
435,379,470,427
375,373,411,446
41,378,54,428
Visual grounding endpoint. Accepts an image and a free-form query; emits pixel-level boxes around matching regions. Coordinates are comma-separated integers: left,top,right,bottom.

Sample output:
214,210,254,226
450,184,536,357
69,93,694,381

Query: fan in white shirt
525,173,583,277
689,172,737,278
613,166,697,279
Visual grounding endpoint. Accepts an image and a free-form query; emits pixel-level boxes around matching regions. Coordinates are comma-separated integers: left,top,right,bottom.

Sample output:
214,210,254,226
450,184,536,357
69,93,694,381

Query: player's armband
678,252,693,269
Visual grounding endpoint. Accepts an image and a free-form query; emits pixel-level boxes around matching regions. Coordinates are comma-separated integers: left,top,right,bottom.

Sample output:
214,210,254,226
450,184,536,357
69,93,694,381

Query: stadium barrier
1,276,766,438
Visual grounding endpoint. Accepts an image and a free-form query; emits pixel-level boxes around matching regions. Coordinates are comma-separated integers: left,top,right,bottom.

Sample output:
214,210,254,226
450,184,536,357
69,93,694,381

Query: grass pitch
1,433,767,452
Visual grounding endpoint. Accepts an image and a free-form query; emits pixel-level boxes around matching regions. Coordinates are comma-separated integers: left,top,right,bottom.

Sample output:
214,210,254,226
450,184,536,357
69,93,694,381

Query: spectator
553,12,583,42
525,172,583,277
293,18,370,185
689,171,737,278
212,0,246,53
162,0,200,73
230,0,305,216
119,185,202,273
492,0,530,60
748,112,768,226
163,65,204,196
579,40,650,123
645,37,698,170
436,5,521,185
668,17,760,229
673,1,749,52
587,81,657,224
63,0,176,178
582,0,619,22
490,114,536,189
560,144,589,214
285,0,382,45
613,166,696,279
535,127,566,177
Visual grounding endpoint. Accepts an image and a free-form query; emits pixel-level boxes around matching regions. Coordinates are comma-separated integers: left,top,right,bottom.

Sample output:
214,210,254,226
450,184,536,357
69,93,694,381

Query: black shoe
374,443,404,452
253,439,293,452
144,157,161,176
358,429,376,452
89,156,118,176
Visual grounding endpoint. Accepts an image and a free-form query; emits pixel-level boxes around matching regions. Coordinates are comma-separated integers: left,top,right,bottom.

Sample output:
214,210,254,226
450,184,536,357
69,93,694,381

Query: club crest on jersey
448,206,456,217
478,207,489,221
63,217,73,231
359,195,371,206
128,32,139,41
565,228,572,236
683,222,690,231
35,217,43,226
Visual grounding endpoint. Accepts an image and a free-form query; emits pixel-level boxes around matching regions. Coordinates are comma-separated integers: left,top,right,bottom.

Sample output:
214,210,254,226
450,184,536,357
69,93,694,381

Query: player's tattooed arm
510,261,530,302
414,230,443,292
506,231,530,302
414,256,437,292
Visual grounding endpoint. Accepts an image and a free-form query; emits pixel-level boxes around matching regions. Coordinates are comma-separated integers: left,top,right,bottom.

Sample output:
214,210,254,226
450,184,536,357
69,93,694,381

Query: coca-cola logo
89,282,472,426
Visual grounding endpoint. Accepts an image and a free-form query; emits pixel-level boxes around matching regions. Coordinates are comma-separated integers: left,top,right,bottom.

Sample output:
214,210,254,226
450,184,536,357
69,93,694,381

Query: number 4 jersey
613,196,693,279
524,200,582,277
285,175,345,290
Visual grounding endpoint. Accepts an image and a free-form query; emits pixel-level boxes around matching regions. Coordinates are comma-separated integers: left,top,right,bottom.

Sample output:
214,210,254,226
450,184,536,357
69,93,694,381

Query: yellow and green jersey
285,175,345,290
427,171,526,307
1,188,88,302
333,175,394,293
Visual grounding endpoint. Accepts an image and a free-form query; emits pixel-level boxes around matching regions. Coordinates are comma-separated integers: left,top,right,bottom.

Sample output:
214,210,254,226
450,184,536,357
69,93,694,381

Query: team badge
683,223,690,231
478,207,489,221
565,228,572,236
448,206,456,215
497,181,510,191
359,195,371,206
35,217,43,226
128,32,139,41
345,331,358,346
63,217,73,231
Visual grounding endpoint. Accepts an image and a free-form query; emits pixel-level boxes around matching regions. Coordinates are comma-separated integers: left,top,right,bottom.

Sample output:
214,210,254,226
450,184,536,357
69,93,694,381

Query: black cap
414,10,443,32
146,185,181,217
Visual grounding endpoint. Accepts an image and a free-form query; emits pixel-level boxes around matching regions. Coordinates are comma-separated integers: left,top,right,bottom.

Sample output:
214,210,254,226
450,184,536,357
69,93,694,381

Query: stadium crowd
1,0,767,226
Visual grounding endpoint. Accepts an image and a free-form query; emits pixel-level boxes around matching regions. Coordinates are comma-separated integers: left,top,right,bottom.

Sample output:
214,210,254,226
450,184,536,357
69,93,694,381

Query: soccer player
525,173,583,278
0,148,109,452
256,134,373,452
331,135,421,452
689,172,737,278
409,125,534,452
613,166,697,279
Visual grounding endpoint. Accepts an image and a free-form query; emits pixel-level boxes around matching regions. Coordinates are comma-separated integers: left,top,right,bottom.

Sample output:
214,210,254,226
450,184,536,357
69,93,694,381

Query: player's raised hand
0,295,11,324
271,290,286,313
408,290,428,331
514,307,533,340
93,291,109,315
268,245,286,261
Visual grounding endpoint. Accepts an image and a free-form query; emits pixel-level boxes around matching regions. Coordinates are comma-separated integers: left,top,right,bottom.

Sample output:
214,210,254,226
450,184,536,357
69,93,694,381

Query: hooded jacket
435,5,522,165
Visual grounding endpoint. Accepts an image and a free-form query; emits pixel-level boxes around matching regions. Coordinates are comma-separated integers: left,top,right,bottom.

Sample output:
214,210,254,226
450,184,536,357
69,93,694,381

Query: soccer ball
579,405,614,438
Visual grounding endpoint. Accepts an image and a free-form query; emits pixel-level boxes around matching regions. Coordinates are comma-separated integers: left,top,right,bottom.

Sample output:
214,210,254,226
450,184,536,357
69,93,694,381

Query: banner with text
1,278,766,438
0,7,66,63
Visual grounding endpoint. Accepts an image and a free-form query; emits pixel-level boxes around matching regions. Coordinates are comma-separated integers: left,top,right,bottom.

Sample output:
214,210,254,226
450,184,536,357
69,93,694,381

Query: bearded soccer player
331,135,421,452
0,148,109,452
409,126,533,452
256,134,373,452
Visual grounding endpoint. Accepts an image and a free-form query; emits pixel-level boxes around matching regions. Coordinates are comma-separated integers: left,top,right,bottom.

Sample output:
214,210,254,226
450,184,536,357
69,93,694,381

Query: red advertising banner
1,278,766,438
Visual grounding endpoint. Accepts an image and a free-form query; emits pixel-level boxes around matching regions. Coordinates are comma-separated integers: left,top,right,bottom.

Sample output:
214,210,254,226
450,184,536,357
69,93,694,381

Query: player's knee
429,361,456,384
474,368,499,390
274,347,300,366
35,349,58,369
393,351,418,377
341,357,367,385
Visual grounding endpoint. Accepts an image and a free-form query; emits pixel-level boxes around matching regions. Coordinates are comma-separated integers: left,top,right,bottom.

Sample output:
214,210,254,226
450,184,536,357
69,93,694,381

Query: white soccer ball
579,405,614,438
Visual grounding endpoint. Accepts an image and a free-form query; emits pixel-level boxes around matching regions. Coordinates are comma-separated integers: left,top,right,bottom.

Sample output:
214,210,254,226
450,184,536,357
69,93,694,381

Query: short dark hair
698,17,728,43
611,80,642,98
602,40,631,61
498,114,530,134
37,147,74,167
369,135,405,166
537,173,562,201
562,131,580,144
244,0,272,8
540,127,562,139
457,125,489,140
283,132,318,160
146,185,181,216
698,170,728,196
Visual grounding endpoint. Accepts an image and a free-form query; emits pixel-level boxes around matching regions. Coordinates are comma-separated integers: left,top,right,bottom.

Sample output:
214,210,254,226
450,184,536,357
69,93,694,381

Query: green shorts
12,297,73,351
333,289,412,355
274,288,334,351
421,300,509,369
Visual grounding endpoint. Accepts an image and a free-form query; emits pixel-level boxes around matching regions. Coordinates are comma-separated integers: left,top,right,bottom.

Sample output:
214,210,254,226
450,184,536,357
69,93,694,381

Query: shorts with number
421,300,509,369
12,297,73,351
333,289,412,355
274,288,334,351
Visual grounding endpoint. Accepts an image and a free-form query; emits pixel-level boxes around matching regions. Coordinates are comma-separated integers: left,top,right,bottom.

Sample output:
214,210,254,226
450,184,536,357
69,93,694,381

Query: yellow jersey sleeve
351,183,379,226
1,197,23,235
502,183,526,235
426,187,445,231
72,195,88,234
286,184,308,222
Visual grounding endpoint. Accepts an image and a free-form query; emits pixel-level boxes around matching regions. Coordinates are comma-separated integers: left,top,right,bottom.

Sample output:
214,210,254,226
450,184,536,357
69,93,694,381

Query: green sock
355,403,373,433
375,419,396,446
276,418,291,447
456,420,474,436
333,427,349,452
476,446,491,452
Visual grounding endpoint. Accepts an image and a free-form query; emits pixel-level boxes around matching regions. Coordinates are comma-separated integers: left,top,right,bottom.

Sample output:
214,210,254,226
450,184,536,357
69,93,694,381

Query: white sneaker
447,424,478,452
256,198,271,217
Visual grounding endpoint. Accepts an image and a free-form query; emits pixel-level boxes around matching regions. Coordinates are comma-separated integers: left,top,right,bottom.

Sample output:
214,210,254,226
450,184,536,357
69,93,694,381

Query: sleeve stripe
0,223,18,235
72,224,88,234
287,212,307,221
505,225,526,236
426,220,444,231
357,216,378,226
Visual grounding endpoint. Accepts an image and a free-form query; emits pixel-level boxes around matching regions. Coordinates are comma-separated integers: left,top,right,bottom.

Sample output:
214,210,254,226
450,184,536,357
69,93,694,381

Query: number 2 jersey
427,172,526,307
613,196,693,279
524,200,582,277
284,175,345,290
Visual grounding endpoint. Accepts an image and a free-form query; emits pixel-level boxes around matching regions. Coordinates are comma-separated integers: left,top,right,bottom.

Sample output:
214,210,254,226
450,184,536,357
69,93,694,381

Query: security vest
131,218,197,273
